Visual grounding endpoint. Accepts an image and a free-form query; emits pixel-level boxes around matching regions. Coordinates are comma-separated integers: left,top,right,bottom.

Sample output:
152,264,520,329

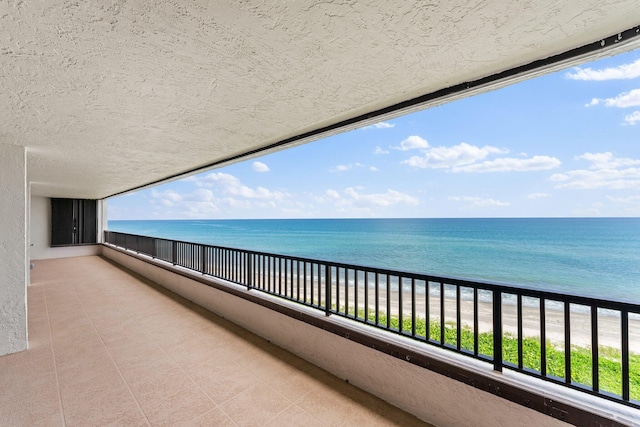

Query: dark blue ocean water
107,218,640,302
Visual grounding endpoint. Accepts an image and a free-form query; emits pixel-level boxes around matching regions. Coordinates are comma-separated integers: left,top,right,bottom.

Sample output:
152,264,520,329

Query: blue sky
109,49,640,220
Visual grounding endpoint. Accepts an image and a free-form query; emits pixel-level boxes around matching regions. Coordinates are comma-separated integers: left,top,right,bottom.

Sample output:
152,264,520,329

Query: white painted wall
103,246,572,427
29,195,102,260
0,144,28,355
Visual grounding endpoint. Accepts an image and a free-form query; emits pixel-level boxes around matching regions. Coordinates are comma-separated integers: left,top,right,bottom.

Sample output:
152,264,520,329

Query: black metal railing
104,230,640,408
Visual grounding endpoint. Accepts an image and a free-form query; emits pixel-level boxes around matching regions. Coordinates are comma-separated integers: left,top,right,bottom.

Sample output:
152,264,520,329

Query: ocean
107,218,640,303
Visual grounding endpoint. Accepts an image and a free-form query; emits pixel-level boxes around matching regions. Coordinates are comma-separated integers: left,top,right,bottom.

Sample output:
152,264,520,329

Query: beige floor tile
93,318,150,349
0,344,55,378
34,412,65,427
58,366,128,404
3,403,60,427
262,404,326,427
186,406,237,427
247,361,319,403
194,360,263,404
115,349,178,390
54,342,113,374
133,378,214,426
295,374,429,427
164,334,217,363
28,319,52,344
104,409,150,427
0,372,58,406
170,342,233,379
126,365,195,399
57,362,143,425
62,386,145,427
219,382,293,427
0,379,61,425
49,318,96,341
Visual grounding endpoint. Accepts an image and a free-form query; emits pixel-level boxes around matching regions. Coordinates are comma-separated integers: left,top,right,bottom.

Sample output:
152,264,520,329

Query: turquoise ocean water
108,218,640,303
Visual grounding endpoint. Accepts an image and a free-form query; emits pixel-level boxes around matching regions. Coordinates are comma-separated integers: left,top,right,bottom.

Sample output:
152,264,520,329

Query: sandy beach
385,291,640,353
278,277,640,353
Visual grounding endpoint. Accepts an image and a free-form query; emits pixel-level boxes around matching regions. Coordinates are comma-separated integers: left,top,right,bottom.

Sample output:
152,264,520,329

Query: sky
108,48,640,220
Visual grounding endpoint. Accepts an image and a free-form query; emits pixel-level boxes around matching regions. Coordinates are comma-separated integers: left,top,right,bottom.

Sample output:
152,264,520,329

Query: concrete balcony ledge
101,245,640,426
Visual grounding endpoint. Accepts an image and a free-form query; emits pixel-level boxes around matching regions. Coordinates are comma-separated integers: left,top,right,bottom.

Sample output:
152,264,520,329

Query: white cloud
586,89,640,108
343,187,420,207
369,166,379,172
528,193,551,199
252,161,270,172
326,189,340,199
151,189,183,207
402,142,505,169
585,98,600,107
624,111,640,125
607,195,640,204
315,187,419,210
193,188,215,202
448,196,510,208
606,195,640,215
392,135,429,151
374,146,389,155
551,169,640,190
148,187,220,217
550,152,640,190
191,172,289,200
330,163,364,172
452,155,561,173
577,152,640,169
565,59,640,81
362,121,395,130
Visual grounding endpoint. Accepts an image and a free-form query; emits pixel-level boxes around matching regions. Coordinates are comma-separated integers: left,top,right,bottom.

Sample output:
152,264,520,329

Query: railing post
325,264,331,316
622,309,630,401
591,305,599,393
564,302,571,384
172,241,177,265
247,252,253,291
200,245,206,274
493,290,503,372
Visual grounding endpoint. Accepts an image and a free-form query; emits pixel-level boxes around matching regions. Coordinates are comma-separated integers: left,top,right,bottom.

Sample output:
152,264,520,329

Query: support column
97,199,108,243
0,144,28,355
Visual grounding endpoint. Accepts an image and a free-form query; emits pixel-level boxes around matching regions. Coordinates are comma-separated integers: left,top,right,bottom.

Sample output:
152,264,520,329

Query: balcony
98,232,640,426
3,256,430,426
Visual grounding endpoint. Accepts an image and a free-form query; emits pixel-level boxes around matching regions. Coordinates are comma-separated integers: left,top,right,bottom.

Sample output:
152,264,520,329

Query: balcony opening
101,47,640,424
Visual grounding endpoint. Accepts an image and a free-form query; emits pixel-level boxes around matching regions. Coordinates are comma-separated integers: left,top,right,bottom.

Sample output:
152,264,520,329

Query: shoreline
330,285,640,353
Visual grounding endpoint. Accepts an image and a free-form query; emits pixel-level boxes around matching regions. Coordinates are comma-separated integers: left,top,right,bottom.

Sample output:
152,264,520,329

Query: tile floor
1,256,433,426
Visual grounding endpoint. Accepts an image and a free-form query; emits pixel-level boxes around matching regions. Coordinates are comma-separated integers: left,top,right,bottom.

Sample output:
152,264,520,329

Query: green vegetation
343,307,640,401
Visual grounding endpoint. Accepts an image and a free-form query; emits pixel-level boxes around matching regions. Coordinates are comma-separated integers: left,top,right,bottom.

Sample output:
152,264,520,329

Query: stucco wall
0,144,28,355
29,195,101,260
102,246,571,427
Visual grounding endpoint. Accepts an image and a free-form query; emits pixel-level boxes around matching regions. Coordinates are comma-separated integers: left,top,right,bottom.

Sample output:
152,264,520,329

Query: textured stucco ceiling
1,1,639,199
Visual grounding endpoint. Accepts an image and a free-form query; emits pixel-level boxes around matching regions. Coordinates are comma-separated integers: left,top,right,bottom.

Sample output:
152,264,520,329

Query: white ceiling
1,1,639,199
